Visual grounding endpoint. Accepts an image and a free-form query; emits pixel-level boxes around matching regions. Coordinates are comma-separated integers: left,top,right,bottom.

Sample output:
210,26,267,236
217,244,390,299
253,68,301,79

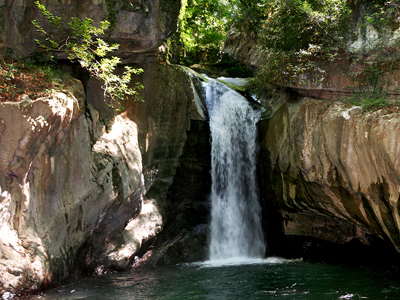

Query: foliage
229,0,269,33
0,59,72,102
362,1,400,33
248,0,400,108
170,0,238,64
249,0,351,90
31,1,144,110
336,0,400,113
257,0,351,51
252,44,333,91
343,88,392,111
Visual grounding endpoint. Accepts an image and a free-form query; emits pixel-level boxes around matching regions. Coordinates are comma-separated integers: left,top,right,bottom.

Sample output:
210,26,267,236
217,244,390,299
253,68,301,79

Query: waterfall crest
206,78,265,261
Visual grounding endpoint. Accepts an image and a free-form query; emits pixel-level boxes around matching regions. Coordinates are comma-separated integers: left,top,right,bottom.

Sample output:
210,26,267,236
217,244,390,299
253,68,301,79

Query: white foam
206,80,265,260
191,257,303,268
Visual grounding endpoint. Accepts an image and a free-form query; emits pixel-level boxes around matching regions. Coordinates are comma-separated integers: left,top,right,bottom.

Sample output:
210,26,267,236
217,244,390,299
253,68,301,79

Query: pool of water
27,257,400,300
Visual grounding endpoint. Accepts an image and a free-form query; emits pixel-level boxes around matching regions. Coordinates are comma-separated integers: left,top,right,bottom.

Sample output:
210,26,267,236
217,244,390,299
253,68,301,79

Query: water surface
30,258,400,299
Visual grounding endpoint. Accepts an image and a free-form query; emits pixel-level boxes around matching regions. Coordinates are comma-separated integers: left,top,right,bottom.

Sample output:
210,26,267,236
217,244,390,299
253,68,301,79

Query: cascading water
205,78,265,261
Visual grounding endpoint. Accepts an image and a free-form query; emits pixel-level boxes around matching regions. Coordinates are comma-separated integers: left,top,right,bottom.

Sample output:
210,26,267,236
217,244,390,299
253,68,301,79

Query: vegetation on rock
31,1,144,110
167,0,399,111
0,58,72,102
236,0,400,111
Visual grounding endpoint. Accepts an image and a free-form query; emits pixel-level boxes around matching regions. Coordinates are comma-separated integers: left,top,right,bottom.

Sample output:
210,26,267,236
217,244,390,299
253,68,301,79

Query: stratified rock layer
259,97,400,251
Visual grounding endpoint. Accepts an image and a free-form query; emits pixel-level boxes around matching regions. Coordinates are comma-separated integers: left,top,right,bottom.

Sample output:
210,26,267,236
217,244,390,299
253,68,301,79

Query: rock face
0,0,180,60
223,26,266,68
0,80,145,293
0,61,210,295
0,0,213,295
225,13,400,255
259,97,400,253
88,64,211,270
0,0,211,289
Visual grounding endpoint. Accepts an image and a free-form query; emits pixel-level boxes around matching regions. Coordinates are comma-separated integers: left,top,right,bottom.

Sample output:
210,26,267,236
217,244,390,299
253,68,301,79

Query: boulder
0,80,144,294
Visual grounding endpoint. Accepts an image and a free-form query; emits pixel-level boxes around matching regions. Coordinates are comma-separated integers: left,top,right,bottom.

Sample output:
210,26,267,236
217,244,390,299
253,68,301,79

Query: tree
172,0,238,64
32,1,143,110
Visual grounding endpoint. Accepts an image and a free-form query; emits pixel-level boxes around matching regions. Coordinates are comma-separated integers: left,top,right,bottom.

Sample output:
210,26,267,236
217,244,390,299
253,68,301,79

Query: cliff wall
0,60,210,295
0,78,146,293
259,97,400,253
225,7,400,256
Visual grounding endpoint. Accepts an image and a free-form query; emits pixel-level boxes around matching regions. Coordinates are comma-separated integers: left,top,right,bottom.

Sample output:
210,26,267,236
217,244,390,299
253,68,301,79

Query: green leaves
247,1,353,94
31,1,144,108
34,1,63,32
174,0,237,62
258,0,351,51
32,1,144,110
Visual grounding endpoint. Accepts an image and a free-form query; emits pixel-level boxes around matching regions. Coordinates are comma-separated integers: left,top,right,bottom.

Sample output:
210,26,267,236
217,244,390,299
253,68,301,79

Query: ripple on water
28,259,400,300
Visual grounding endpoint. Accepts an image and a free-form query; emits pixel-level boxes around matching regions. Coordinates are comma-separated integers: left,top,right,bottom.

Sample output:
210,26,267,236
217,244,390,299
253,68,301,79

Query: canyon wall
0,61,210,295
223,7,400,255
259,97,400,255
0,79,146,293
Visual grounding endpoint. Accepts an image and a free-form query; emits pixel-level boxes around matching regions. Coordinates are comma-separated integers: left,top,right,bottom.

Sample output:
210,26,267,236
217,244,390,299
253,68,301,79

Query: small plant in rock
343,88,391,112
31,1,144,110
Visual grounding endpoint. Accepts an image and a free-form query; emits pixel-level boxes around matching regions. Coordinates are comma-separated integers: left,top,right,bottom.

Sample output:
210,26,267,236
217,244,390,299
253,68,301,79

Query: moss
180,65,209,83
216,79,248,92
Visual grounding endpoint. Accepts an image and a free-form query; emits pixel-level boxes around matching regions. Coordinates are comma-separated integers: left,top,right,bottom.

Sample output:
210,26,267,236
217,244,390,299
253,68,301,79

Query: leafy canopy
172,0,238,63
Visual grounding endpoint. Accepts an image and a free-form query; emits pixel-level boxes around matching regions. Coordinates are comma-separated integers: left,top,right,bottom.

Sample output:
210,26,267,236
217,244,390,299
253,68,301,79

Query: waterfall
205,78,265,261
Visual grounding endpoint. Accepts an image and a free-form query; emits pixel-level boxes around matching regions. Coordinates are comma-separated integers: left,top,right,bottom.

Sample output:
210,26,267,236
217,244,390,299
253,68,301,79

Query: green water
28,258,400,300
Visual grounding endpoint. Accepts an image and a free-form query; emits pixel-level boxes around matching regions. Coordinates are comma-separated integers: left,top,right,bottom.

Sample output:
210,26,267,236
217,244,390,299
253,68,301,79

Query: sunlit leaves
258,0,351,51
31,1,143,107
178,0,237,57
